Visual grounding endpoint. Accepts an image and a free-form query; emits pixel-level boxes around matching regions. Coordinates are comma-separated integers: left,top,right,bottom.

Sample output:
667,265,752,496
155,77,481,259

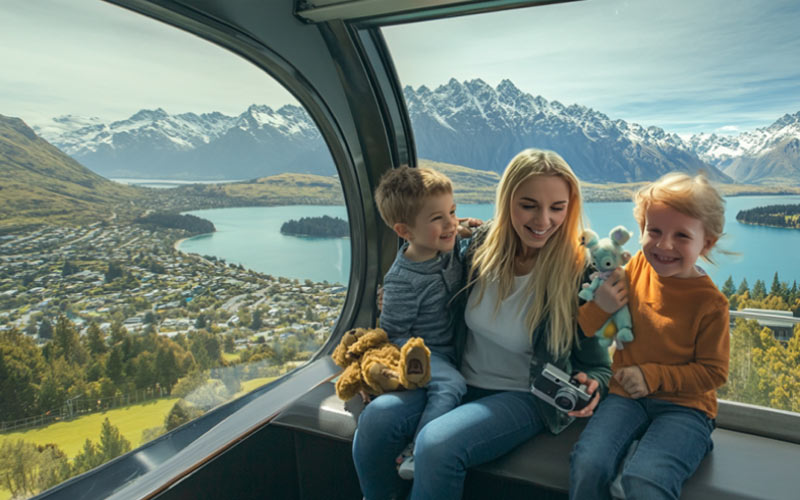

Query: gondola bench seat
272,382,798,500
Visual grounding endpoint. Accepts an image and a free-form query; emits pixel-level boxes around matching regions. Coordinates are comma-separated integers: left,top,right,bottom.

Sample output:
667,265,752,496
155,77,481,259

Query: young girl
352,149,612,500
570,172,730,500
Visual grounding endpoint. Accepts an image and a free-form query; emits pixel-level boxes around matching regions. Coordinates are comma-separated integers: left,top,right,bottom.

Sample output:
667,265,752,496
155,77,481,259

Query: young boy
372,166,471,480
570,172,730,500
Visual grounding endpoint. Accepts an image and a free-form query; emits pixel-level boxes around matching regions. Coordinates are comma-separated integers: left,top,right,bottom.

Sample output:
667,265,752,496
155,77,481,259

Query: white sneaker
396,443,414,480
397,454,415,480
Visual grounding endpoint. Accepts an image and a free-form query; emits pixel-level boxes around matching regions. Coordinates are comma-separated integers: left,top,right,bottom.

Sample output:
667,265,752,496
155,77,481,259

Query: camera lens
554,389,576,411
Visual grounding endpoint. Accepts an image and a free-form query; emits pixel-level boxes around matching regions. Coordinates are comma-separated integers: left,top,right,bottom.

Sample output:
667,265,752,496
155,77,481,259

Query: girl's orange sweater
579,251,729,418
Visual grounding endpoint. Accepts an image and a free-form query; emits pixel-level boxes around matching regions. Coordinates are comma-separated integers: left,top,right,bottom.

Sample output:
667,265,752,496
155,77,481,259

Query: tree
771,272,782,296
752,279,767,300
106,346,125,386
155,346,181,393
737,278,750,295
98,418,131,461
751,326,800,412
165,400,200,431
38,318,54,340
143,311,157,325
250,309,263,331
189,330,221,370
0,328,45,420
718,319,769,407
721,276,736,298
86,322,107,356
53,315,87,365
0,440,70,498
71,439,103,475
105,261,124,283
237,306,252,329
195,314,207,329
223,335,235,354
133,351,157,389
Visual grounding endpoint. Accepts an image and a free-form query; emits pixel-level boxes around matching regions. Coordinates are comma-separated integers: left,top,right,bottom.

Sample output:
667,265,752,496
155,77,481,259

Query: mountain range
32,79,800,185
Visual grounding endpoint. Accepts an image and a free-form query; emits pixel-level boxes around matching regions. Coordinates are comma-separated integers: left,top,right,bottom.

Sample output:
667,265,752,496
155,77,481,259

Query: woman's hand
614,366,649,399
567,371,601,418
593,268,628,313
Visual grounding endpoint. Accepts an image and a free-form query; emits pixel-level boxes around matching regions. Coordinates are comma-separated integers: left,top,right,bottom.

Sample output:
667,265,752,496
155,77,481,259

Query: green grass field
0,397,179,458
0,376,279,499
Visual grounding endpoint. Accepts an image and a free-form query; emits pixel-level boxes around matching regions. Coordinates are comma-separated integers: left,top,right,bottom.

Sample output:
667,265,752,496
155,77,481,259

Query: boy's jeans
413,352,467,439
570,394,714,500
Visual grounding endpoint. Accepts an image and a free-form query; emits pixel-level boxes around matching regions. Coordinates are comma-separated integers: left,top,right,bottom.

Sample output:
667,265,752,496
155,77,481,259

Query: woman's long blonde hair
469,149,586,358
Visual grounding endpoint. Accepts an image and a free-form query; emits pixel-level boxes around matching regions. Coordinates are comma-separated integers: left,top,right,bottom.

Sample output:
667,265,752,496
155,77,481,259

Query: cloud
383,0,800,134
0,0,295,125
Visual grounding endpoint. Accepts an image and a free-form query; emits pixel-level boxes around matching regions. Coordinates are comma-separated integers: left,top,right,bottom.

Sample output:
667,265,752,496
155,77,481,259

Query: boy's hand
593,268,628,313
614,366,649,399
358,389,372,404
567,371,601,418
376,285,383,312
457,217,483,238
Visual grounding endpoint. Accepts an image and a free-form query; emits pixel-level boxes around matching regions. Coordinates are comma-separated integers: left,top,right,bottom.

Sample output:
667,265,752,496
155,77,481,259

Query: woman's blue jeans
352,386,546,500
569,394,714,500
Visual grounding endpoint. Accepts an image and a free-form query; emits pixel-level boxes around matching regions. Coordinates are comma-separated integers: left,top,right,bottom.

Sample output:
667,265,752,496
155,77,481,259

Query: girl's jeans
570,394,714,500
352,385,545,500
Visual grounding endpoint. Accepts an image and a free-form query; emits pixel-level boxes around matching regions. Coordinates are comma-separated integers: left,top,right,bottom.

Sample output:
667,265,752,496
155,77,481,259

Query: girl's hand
593,267,628,313
568,371,601,418
376,285,383,312
614,366,649,399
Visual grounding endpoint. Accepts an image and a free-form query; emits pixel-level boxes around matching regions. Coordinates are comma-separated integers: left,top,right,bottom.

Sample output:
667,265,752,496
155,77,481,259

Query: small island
736,204,800,229
281,215,349,237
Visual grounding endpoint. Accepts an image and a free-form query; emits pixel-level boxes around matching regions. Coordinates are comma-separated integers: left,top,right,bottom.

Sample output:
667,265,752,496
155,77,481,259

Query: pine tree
53,315,87,365
752,280,767,300
771,272,782,296
86,322,107,356
98,418,131,461
721,276,736,297
71,439,103,475
737,278,750,295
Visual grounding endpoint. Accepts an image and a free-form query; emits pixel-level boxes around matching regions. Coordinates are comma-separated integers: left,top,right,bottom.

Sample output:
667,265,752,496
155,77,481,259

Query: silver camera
531,363,592,412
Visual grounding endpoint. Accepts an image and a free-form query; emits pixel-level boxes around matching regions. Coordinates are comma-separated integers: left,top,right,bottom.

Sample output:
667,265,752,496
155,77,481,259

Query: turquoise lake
181,195,800,287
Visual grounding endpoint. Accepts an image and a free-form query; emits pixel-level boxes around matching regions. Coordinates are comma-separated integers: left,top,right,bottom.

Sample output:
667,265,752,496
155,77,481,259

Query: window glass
383,0,800,414
0,1,347,497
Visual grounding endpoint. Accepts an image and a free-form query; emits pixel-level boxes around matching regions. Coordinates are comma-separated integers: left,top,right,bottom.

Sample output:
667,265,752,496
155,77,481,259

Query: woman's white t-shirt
461,273,534,391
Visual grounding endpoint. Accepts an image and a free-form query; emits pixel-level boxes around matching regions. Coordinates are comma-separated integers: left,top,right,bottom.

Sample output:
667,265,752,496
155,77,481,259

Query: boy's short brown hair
374,166,453,227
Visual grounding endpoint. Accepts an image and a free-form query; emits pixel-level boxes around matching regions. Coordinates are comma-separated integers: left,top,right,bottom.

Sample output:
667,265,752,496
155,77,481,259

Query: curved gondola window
0,2,347,497
382,0,800,415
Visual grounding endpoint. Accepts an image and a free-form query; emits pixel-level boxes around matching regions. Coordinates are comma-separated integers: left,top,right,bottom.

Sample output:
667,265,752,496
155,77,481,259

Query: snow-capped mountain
35,78,798,184
35,105,335,180
405,78,729,183
687,112,800,184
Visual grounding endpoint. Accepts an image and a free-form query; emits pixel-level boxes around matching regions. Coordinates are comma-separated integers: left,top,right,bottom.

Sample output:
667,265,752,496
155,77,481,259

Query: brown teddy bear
331,327,431,401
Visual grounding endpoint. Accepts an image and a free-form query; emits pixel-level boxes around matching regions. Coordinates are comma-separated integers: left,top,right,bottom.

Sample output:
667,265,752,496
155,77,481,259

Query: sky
1,0,799,136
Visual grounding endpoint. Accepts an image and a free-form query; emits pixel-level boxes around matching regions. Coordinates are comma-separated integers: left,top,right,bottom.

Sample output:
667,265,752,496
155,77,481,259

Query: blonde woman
353,149,615,500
